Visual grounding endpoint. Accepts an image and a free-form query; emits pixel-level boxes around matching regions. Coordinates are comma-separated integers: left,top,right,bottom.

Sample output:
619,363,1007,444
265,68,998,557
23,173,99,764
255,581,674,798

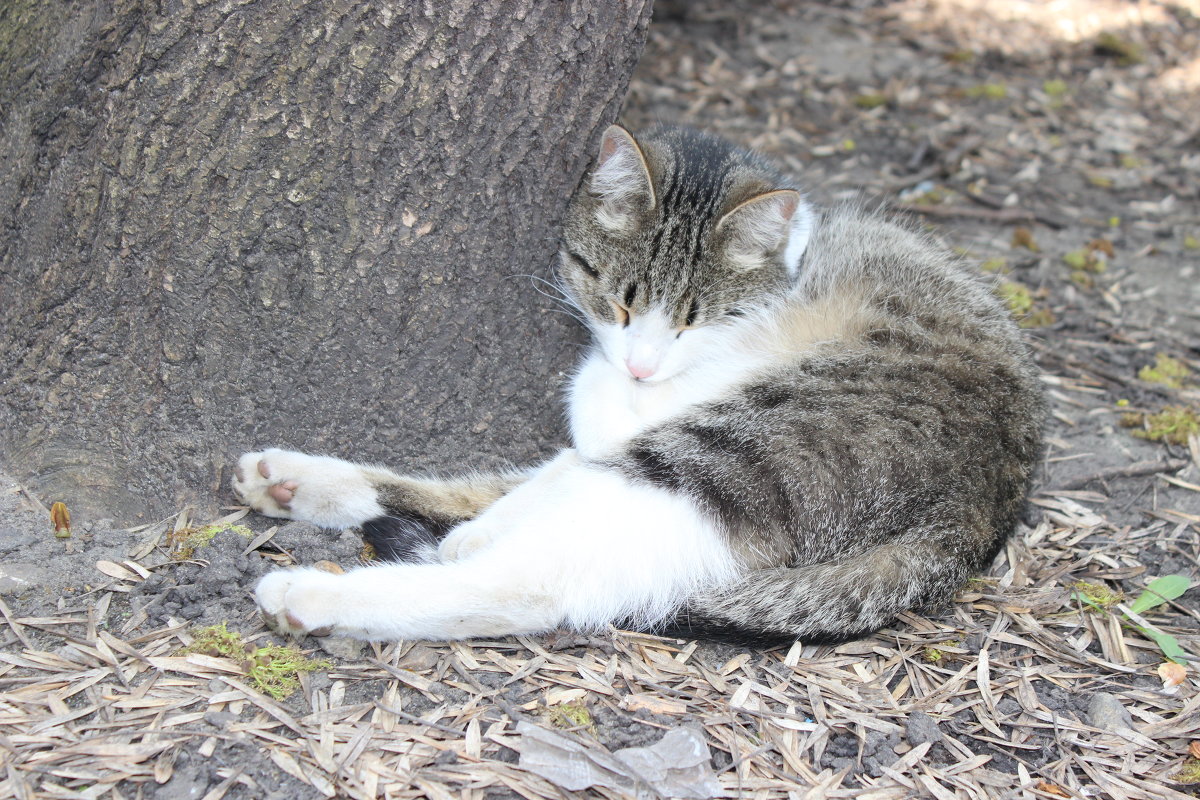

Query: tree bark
0,0,652,519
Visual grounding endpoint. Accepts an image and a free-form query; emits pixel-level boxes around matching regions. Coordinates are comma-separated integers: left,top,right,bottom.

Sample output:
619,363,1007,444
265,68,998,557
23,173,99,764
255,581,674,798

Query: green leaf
1128,575,1192,615
1137,625,1190,665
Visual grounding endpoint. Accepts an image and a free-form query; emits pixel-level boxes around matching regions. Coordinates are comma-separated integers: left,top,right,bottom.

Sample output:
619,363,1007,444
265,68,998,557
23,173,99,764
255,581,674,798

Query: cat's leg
657,537,967,647
254,451,739,641
232,448,528,561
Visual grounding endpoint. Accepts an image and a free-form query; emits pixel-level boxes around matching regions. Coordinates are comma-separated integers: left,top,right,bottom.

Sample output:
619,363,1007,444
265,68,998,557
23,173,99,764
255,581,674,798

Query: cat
233,125,1045,647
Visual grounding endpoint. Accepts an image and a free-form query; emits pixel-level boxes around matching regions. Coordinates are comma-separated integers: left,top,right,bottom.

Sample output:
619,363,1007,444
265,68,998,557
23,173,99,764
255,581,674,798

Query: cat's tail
650,539,975,647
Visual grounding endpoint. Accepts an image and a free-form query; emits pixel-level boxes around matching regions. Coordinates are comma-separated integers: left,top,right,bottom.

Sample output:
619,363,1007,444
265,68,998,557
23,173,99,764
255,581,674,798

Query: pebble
0,562,48,595
1087,692,1133,731
905,710,944,745
318,636,367,661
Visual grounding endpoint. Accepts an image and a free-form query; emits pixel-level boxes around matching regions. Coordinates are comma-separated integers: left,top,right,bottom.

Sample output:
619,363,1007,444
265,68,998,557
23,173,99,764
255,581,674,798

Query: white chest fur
567,338,772,459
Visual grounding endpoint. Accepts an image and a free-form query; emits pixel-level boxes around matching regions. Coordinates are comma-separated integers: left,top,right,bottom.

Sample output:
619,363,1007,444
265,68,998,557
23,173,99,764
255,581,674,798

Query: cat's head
559,125,813,383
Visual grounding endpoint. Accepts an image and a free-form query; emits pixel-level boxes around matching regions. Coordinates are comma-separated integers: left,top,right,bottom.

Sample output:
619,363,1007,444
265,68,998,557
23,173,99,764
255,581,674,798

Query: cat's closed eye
610,300,630,327
566,251,599,279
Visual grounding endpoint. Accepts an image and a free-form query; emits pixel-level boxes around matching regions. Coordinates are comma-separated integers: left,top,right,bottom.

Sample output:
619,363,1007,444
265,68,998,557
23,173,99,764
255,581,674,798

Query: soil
2,1,1199,799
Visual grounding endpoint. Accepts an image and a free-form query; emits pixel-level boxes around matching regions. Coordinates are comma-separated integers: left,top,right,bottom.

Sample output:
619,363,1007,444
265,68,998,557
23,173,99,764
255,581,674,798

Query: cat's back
792,205,1026,361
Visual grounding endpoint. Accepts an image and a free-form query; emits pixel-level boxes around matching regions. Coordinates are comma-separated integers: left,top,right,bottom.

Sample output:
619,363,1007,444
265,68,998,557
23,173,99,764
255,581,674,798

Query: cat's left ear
718,190,813,277
589,125,656,231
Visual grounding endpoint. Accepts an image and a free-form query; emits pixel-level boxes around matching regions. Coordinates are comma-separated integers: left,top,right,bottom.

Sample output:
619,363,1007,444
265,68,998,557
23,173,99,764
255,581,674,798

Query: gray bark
0,0,652,519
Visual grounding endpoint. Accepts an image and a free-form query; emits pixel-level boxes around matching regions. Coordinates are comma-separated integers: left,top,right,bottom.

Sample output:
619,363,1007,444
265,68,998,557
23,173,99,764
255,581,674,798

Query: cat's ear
718,189,813,276
590,125,656,231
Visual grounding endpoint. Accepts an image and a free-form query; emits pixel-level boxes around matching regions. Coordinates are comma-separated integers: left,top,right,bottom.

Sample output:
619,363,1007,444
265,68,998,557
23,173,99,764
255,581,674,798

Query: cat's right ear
589,125,656,231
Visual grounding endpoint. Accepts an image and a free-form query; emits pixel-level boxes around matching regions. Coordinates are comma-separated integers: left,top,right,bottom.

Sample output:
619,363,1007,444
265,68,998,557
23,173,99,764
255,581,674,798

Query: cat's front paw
232,448,382,528
255,569,340,637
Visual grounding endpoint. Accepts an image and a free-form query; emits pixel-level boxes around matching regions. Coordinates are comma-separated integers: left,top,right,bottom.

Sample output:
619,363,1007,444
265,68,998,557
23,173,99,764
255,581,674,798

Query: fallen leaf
50,501,71,539
1159,661,1187,689
1190,740,1200,759
1011,227,1039,252
624,693,688,715
95,560,140,582
516,721,720,798
1035,780,1071,797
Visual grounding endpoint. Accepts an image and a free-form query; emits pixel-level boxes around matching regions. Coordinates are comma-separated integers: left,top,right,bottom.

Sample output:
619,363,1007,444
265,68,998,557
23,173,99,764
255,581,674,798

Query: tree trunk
0,0,652,520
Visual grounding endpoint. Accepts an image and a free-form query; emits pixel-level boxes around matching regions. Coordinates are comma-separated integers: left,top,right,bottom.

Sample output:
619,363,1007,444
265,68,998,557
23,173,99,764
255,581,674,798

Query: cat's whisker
508,272,589,325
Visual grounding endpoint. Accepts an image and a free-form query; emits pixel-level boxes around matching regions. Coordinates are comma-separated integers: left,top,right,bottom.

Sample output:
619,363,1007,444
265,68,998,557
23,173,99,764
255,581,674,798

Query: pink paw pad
268,480,298,508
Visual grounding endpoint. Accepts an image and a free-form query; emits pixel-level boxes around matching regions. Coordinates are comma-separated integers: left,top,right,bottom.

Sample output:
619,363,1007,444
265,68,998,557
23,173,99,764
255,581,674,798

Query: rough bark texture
0,0,652,519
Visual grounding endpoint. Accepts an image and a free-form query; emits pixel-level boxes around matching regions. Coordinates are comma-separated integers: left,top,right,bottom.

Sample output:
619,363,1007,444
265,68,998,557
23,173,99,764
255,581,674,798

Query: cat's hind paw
231,448,383,528
437,519,502,562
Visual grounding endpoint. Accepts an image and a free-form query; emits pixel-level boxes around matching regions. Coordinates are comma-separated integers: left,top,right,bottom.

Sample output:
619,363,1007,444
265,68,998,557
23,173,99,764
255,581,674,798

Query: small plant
182,623,331,699
1074,576,1193,664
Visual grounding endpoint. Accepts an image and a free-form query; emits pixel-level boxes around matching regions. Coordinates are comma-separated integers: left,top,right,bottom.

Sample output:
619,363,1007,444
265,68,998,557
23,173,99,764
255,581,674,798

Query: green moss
1042,79,1068,97
1063,247,1106,274
170,523,254,560
980,258,1009,274
1127,406,1200,446
182,623,331,700
1138,353,1192,389
966,83,1007,100
995,281,1053,328
1071,581,1123,610
1173,759,1200,784
853,93,888,110
1184,235,1199,250
546,702,596,734
1095,32,1143,66
997,282,1033,315
923,639,959,664
183,621,246,658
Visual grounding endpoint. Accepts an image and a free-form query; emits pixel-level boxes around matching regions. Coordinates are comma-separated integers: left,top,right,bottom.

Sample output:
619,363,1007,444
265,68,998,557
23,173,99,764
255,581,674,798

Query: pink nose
626,360,656,380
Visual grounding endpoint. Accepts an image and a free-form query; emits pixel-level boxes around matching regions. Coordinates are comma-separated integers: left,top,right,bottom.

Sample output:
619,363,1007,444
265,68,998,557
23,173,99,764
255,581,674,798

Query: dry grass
1,485,1197,799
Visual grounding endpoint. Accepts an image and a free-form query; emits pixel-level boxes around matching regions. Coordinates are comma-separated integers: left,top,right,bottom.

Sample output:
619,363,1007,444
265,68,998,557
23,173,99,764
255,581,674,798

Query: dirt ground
2,1,1200,798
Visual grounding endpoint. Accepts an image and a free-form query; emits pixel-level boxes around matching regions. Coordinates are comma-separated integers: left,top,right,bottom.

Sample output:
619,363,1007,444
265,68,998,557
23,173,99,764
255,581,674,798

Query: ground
2,1,1199,798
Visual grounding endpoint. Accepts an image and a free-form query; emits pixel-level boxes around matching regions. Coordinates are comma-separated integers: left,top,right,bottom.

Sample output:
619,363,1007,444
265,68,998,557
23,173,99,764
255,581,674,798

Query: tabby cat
234,125,1044,646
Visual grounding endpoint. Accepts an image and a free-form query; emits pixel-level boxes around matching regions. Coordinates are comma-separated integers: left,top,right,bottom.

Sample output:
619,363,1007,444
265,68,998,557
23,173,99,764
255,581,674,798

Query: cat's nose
626,360,656,380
